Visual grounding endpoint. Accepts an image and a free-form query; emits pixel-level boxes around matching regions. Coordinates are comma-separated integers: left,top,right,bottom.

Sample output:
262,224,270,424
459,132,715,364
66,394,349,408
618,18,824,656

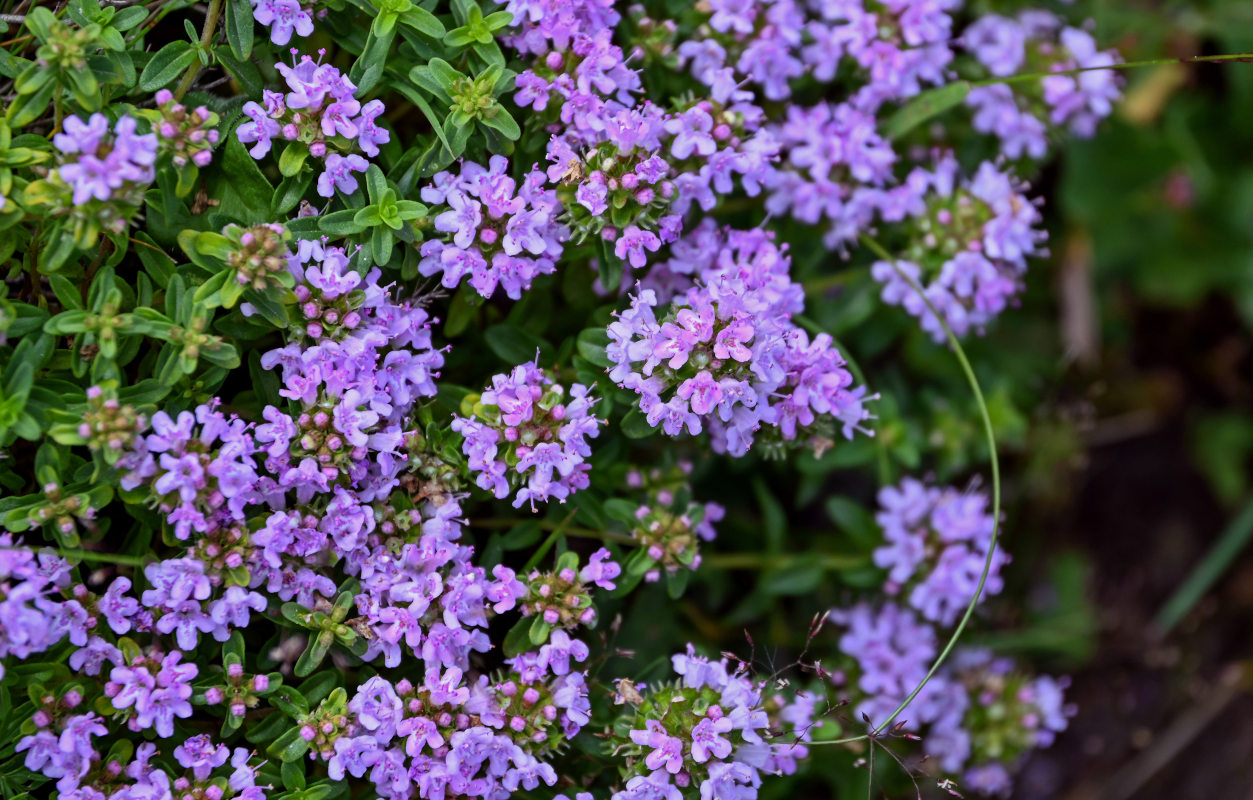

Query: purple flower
207,587,268,639
630,720,685,774
576,176,609,215
106,651,197,738
238,100,282,158
253,0,314,46
539,630,590,675
154,600,214,650
54,114,157,205
578,548,620,590
174,734,230,781
349,676,403,743
356,99,390,157
691,714,734,762
419,159,566,300
666,107,718,160
615,225,662,268
317,152,369,197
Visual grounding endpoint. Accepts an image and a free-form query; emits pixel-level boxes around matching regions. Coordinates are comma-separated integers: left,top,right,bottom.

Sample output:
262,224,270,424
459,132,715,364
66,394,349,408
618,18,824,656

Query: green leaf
881,80,971,140
296,670,339,706
370,225,394,266
484,324,544,365
408,65,452,104
619,409,653,439
666,567,691,599
223,630,245,663
318,209,368,236
404,88,455,158
267,686,309,718
352,25,395,95
364,164,388,205
528,615,552,647
271,173,312,218
598,238,622,293
278,142,310,178
294,631,333,677
480,109,520,141
43,310,91,335
6,78,55,127
576,327,613,369
824,496,880,550
603,498,639,526
113,6,148,31
282,759,307,792
138,41,196,92
399,6,445,37
267,726,310,763
426,58,465,94
216,134,274,223
48,275,83,310
241,288,289,329
215,46,263,97
225,0,255,61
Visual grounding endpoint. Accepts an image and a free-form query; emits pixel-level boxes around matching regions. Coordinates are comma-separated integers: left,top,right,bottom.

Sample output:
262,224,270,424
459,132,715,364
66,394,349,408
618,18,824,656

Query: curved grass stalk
857,234,1001,735
809,234,1002,747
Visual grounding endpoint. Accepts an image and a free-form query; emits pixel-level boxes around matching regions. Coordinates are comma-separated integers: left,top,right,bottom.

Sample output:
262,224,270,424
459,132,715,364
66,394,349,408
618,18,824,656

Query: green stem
174,0,223,101
702,552,867,570
472,516,634,545
857,233,1002,736
973,51,1253,89
521,508,579,571
0,544,152,567
802,266,867,297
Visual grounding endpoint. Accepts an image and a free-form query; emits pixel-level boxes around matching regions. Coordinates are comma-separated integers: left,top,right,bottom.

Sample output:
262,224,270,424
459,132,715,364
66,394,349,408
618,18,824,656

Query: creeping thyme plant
0,0,1149,797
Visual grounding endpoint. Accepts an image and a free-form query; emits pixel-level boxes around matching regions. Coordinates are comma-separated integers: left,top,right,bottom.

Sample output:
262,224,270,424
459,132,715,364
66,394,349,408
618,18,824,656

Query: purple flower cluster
350,507,525,670
610,645,819,800
52,113,157,207
140,558,268,650
118,402,260,540
0,536,74,676
418,156,567,300
236,51,388,197
520,549,620,630
871,153,1048,340
501,0,621,56
608,222,874,456
321,648,591,799
251,0,316,45
452,359,602,509
253,242,444,503
679,0,955,109
104,650,198,738
942,649,1074,795
829,606,1073,796
510,19,777,261
963,12,1122,159
805,0,958,108
872,478,1008,625
827,602,963,732
152,89,221,169
826,483,1069,794
16,702,107,794
624,463,724,582
763,100,896,250
29,732,267,800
